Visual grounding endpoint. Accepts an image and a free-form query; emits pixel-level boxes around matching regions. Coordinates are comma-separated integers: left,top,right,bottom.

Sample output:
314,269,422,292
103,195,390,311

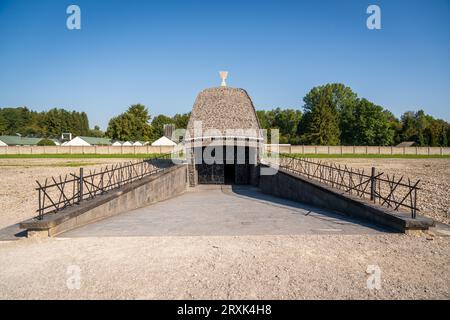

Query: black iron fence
263,154,420,218
36,154,174,220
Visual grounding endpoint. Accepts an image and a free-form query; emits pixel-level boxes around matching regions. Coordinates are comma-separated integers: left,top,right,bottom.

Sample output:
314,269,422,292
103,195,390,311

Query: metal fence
263,154,420,218
35,154,174,220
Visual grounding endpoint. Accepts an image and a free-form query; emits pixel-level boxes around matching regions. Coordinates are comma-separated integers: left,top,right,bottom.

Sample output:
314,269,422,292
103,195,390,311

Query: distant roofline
184,136,264,142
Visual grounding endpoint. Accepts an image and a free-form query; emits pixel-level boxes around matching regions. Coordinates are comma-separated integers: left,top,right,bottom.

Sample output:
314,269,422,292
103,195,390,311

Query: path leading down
60,185,386,238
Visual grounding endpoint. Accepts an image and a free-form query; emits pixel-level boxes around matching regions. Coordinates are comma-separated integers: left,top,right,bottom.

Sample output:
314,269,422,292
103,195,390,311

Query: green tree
300,84,344,145
256,109,302,144
0,113,7,134
0,107,33,135
350,99,394,145
383,110,402,145
173,113,191,129
106,104,152,141
151,114,175,141
37,139,56,146
88,125,104,138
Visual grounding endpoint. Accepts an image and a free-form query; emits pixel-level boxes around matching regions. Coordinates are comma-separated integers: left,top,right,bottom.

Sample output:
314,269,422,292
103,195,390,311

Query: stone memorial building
185,78,263,186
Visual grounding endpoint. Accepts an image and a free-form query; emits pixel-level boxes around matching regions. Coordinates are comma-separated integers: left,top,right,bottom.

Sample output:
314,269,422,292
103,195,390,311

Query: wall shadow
230,185,396,233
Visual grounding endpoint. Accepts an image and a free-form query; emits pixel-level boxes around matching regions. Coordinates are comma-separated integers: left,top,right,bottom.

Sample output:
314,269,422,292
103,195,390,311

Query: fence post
370,167,376,202
79,168,84,203
412,187,417,219
38,187,42,220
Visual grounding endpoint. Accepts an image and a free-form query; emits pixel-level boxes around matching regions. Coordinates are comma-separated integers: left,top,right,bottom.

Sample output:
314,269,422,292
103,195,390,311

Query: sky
0,0,449,130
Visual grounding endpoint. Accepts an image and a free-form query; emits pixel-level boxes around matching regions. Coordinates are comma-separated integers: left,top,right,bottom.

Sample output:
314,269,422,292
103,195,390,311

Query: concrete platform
60,185,389,238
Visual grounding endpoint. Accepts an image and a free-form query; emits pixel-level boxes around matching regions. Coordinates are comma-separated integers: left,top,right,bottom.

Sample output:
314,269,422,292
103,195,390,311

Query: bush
37,139,56,146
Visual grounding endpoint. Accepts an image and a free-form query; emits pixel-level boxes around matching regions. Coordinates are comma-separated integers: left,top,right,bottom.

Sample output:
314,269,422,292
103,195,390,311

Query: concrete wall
272,145,450,156
259,165,433,232
1,145,449,155
0,145,175,155
22,164,188,237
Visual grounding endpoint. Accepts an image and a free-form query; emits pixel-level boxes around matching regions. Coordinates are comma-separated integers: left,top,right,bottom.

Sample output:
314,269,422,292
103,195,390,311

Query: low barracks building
185,86,263,186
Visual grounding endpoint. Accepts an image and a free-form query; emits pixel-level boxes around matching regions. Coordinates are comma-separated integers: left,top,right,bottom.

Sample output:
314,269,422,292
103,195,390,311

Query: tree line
0,107,91,137
105,104,190,142
1,82,449,146
257,83,449,146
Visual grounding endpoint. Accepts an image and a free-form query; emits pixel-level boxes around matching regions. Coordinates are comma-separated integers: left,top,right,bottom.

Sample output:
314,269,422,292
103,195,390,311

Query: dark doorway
224,164,236,184
194,144,257,185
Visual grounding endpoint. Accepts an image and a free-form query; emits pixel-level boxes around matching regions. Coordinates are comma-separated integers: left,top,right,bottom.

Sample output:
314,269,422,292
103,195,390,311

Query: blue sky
0,0,449,129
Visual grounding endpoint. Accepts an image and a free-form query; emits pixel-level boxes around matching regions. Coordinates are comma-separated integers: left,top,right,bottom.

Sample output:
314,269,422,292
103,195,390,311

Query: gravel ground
0,158,449,300
0,159,135,229
0,234,449,299
321,158,450,224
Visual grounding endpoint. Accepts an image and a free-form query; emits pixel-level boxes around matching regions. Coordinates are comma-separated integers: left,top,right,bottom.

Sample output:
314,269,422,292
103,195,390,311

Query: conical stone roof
186,87,262,141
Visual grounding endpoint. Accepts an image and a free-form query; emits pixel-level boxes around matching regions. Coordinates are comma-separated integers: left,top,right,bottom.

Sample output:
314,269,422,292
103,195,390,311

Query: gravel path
0,234,448,299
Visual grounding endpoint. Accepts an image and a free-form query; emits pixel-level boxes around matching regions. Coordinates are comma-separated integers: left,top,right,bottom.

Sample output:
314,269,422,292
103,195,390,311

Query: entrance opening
224,164,236,184
193,145,256,185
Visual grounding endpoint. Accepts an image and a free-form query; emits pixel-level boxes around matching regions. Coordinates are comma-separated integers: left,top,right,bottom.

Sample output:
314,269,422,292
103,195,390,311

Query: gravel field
0,234,449,299
0,159,134,229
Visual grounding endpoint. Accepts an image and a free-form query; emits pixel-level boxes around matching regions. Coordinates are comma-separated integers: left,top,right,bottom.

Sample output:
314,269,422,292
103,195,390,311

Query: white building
132,141,149,146
64,136,112,146
151,136,177,147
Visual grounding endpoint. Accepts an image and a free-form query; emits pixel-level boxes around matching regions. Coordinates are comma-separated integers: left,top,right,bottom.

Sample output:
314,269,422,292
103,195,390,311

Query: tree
37,139,56,146
0,106,96,138
89,125,104,138
384,110,402,145
0,107,33,135
106,104,152,141
349,99,394,145
257,108,302,144
0,113,7,135
151,114,175,141
300,84,345,145
173,113,191,129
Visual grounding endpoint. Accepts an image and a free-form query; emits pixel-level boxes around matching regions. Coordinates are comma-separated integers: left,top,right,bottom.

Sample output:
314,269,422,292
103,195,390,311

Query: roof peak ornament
219,71,228,87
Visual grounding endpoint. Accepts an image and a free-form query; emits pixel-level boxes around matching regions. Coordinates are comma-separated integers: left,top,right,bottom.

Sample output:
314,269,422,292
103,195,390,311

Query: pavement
60,185,388,238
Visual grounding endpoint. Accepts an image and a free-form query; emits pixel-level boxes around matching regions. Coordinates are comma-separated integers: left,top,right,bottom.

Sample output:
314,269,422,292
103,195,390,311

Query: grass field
1,153,448,159
0,161,102,167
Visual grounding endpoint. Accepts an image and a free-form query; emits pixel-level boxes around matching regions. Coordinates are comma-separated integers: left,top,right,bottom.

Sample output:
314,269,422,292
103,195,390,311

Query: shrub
37,139,56,146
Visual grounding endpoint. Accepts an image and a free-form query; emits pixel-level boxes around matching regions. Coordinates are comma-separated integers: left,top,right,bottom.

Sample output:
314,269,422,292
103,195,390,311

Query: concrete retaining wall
21,164,188,237
259,165,434,232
